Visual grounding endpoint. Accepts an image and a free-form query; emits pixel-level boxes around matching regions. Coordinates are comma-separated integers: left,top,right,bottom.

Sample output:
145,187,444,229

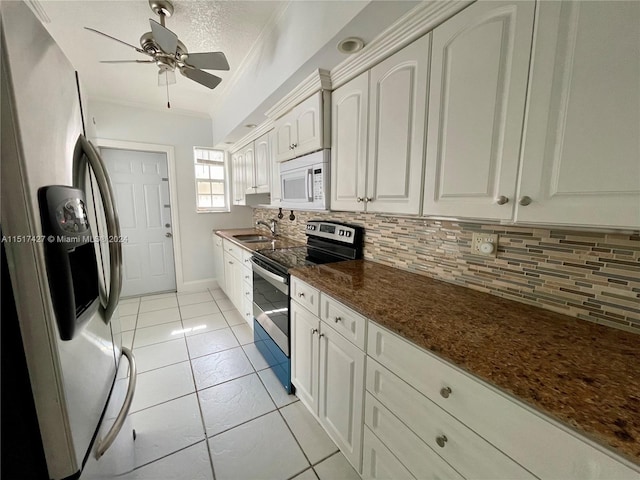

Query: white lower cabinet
213,234,225,291
362,426,415,480
368,322,640,480
290,287,365,473
291,281,639,479
222,240,253,327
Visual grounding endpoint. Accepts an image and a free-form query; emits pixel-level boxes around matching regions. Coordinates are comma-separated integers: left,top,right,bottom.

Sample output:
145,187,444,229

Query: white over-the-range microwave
279,149,329,210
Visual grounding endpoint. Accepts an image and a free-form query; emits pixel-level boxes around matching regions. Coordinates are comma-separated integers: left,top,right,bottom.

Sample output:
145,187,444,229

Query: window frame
193,147,230,213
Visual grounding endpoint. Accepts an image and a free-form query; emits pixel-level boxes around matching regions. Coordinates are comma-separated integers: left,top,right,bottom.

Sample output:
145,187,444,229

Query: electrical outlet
472,233,499,257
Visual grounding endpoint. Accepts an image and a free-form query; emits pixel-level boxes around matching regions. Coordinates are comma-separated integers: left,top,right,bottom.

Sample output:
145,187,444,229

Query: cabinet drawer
223,239,243,260
320,293,367,350
290,277,320,316
241,248,253,267
362,426,414,480
364,393,463,480
366,358,535,479
368,322,640,480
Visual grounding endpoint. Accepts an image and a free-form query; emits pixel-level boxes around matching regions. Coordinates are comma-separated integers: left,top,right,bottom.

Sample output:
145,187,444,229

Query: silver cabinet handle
245,275,250,280
297,292,305,298
165,232,172,238
319,333,325,338
436,435,448,448
165,223,171,228
334,316,342,323
312,328,318,335
496,195,509,205
228,261,234,264
519,196,532,206
356,197,363,203
95,347,137,458
292,143,298,148
73,136,122,322
364,197,372,203
440,386,452,398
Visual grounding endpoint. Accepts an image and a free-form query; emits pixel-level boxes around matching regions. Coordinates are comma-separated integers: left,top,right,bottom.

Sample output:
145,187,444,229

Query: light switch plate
472,233,499,257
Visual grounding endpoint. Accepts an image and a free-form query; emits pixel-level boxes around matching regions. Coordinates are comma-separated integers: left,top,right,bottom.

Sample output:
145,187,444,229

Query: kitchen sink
233,234,274,243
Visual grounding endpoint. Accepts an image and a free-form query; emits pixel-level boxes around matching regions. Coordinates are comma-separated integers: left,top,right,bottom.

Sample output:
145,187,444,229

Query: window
194,147,228,212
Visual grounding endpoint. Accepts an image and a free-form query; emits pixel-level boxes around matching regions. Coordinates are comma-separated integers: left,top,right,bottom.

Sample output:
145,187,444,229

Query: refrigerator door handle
95,347,137,459
73,135,122,322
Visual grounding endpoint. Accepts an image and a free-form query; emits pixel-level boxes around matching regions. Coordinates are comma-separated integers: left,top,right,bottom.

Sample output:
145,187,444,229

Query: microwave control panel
313,168,324,201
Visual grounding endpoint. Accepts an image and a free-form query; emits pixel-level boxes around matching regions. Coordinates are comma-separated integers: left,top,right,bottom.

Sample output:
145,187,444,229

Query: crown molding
229,118,275,153
330,0,474,90
264,69,332,120
25,0,50,24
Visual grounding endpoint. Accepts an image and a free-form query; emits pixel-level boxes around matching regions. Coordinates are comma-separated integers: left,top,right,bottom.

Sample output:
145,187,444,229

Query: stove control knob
345,231,352,238
339,230,344,236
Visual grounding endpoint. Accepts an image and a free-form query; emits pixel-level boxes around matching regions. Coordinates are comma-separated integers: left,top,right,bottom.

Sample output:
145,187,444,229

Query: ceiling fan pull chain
166,71,171,109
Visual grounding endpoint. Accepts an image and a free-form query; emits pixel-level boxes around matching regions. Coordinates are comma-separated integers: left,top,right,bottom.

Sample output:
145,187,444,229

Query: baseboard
178,278,220,293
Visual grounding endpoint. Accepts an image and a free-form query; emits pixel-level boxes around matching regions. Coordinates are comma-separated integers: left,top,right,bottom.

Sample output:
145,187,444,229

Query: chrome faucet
256,219,278,237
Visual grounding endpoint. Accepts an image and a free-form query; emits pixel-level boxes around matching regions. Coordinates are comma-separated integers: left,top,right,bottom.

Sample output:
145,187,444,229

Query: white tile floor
111,289,360,480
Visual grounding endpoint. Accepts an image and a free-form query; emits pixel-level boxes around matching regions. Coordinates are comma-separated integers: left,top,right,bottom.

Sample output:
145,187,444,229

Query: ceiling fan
85,0,229,105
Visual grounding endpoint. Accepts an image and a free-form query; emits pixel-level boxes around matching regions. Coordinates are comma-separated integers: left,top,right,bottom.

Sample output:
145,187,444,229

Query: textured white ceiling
39,0,286,115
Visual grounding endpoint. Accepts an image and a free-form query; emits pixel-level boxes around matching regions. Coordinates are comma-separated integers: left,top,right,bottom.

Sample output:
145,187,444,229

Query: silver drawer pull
312,328,318,335
334,316,342,323
319,333,325,338
297,292,305,298
440,386,452,399
436,435,448,448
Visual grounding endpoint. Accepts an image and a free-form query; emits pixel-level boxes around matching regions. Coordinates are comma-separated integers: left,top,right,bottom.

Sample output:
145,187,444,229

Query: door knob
519,196,532,206
165,232,173,238
495,196,509,205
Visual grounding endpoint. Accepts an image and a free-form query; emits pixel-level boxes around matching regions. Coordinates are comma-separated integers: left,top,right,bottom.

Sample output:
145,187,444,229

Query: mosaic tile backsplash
253,208,640,333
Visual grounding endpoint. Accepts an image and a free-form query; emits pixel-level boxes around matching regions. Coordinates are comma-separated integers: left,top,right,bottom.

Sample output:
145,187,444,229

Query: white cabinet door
423,1,534,220
231,152,245,205
294,92,324,157
213,235,224,291
291,301,320,413
274,115,297,163
318,323,365,473
269,131,282,205
242,142,256,194
254,132,271,194
367,33,430,215
517,1,640,228
331,71,369,212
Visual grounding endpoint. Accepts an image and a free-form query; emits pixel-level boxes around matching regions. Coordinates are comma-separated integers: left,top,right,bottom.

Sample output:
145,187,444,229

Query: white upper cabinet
331,71,369,212
274,92,329,162
231,151,246,205
367,34,430,215
241,142,255,195
330,35,430,214
423,0,535,220
516,1,640,228
251,132,271,194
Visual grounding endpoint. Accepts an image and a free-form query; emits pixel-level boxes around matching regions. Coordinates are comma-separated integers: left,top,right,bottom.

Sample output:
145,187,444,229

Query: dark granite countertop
289,259,640,464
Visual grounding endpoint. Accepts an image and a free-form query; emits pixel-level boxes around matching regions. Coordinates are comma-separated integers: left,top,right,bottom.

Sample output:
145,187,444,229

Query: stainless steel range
250,221,364,393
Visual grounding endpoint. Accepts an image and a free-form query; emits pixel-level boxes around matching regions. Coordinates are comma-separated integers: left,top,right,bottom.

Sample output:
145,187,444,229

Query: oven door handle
250,258,287,285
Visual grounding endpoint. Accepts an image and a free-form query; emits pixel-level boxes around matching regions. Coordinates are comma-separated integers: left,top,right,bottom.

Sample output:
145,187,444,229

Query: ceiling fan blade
150,19,178,54
184,52,230,71
180,68,222,89
85,27,150,56
100,60,155,64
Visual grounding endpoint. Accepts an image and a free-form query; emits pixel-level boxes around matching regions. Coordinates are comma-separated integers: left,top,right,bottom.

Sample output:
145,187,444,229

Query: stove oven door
250,258,293,393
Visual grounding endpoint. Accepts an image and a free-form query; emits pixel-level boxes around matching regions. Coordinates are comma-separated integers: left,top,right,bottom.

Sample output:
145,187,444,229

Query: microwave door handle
307,169,313,202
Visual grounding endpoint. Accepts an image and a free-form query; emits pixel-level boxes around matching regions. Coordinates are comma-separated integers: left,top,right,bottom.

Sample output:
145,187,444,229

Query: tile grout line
178,293,219,480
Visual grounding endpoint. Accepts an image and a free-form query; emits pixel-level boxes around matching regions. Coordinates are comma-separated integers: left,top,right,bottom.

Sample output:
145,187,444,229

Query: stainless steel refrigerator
1,2,137,478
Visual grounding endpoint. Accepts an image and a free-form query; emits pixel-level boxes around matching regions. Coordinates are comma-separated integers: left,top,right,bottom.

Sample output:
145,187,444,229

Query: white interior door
101,148,176,297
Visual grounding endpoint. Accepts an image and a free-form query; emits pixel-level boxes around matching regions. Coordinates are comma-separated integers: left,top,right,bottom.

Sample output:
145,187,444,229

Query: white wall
211,1,369,145
89,100,253,290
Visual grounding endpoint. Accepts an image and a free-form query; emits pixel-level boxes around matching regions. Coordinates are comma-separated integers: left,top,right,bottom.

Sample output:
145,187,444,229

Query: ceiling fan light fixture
158,69,176,86
337,37,365,54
